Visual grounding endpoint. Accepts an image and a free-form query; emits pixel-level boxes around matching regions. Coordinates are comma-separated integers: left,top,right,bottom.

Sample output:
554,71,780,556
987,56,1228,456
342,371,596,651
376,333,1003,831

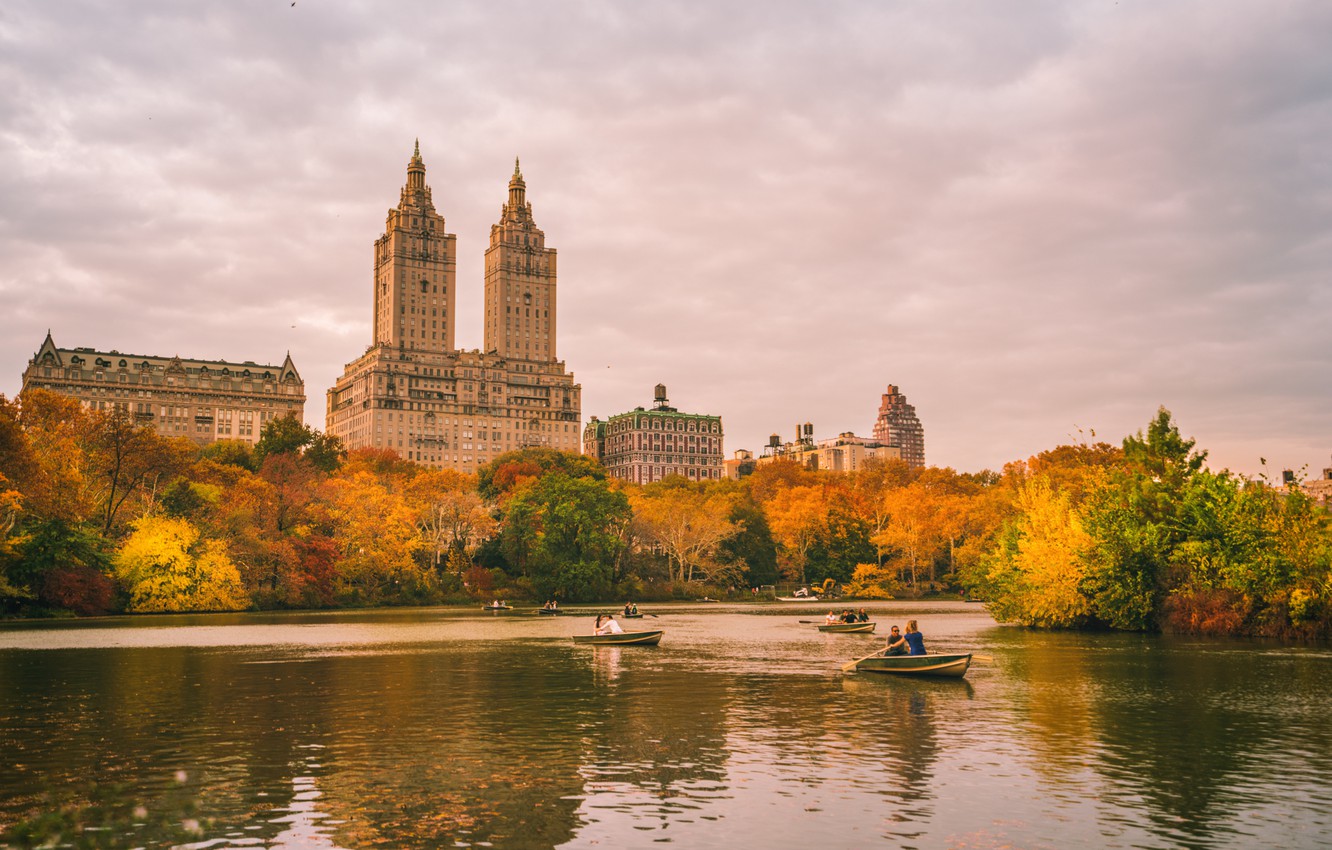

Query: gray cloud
2,0,1329,476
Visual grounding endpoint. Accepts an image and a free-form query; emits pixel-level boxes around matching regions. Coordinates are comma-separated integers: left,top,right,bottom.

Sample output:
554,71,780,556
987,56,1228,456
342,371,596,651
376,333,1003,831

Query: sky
2,0,1329,478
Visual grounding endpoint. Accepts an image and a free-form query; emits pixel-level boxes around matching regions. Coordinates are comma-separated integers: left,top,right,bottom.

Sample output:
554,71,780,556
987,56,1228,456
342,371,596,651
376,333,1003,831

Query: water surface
1,602,1328,849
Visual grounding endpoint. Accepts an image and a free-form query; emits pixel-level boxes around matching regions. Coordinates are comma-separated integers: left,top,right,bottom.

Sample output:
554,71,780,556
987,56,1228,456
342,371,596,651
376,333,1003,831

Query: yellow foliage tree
843,563,896,599
114,516,248,612
985,477,1093,627
631,486,739,584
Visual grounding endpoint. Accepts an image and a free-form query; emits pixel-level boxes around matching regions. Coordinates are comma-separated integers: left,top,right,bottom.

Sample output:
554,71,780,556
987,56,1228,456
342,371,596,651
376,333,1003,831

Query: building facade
752,424,900,475
871,384,925,468
326,144,581,471
583,385,724,484
21,332,305,445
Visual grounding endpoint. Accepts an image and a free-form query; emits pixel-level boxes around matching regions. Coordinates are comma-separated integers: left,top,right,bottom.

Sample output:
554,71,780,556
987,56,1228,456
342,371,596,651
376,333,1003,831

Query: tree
501,473,630,601
982,477,1094,627
407,469,497,571
632,483,739,584
324,469,428,604
254,413,344,472
764,485,829,585
1083,408,1206,630
114,516,247,612
478,447,605,501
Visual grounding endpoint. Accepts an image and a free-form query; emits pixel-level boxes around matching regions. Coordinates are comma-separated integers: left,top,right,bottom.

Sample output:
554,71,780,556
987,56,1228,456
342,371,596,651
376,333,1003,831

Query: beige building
21,332,305,445
326,144,581,470
752,424,900,474
583,385,723,484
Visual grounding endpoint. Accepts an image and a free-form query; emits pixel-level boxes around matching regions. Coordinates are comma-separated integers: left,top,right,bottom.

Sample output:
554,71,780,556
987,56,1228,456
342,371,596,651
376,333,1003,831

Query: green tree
501,473,630,601
1083,408,1206,630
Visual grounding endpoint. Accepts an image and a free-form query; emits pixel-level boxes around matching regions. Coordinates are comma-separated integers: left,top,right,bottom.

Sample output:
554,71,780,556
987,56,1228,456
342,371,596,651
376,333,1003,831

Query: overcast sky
2,1,1329,477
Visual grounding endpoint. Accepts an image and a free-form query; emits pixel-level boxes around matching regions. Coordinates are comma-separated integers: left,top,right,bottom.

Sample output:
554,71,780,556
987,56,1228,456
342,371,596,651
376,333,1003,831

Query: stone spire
508,156,526,208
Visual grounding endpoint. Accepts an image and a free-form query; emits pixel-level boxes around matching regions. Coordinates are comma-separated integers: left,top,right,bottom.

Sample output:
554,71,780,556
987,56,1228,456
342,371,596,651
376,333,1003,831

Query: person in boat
631,602,639,615
882,625,908,656
856,608,869,622
841,609,858,623
597,614,625,635
825,610,840,625
903,619,926,655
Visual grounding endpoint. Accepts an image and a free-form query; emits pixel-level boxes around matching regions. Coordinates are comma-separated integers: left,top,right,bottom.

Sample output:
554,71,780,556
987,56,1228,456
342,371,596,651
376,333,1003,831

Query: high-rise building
583,385,723,484
871,384,925,468
21,331,305,445
326,144,581,471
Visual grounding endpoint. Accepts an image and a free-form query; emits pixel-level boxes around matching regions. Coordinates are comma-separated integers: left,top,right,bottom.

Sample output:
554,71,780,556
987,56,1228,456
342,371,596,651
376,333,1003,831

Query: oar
840,649,884,673
971,654,995,662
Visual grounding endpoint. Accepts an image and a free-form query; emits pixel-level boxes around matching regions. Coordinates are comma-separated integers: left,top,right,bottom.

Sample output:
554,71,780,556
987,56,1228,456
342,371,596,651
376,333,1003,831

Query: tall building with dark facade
583,385,723,484
326,144,581,471
21,332,305,445
871,384,925,468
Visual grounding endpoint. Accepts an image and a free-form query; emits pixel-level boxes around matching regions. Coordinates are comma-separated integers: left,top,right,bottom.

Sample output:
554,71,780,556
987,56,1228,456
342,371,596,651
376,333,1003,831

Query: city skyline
2,2,1330,476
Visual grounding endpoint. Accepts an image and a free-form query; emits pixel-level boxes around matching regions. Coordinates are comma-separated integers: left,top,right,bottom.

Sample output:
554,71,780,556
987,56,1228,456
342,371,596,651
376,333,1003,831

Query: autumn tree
407,469,497,572
632,481,739,584
114,516,247,612
764,484,829,585
981,477,1094,627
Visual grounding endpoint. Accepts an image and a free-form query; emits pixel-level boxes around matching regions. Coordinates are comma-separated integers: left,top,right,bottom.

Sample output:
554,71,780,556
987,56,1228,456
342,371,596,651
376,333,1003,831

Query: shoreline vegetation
2,390,1328,638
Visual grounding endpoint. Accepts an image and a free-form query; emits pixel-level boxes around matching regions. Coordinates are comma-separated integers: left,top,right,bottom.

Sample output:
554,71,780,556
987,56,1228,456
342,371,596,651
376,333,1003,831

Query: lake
1,602,1329,849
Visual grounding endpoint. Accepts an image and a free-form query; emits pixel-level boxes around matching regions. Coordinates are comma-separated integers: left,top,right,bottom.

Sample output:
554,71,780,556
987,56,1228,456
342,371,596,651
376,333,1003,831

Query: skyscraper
326,144,581,471
871,384,925,468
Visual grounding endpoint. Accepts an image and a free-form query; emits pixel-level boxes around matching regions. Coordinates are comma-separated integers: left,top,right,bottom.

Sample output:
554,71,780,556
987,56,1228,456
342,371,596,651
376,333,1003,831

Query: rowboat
483,604,511,611
850,653,972,678
777,596,822,602
536,608,563,616
571,630,664,646
622,612,644,619
818,622,876,634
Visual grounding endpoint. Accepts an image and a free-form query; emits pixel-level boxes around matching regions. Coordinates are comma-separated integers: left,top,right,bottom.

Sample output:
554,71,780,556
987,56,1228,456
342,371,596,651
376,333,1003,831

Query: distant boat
622,612,644,619
776,596,823,602
482,604,511,611
817,622,877,634
571,630,664,646
850,653,972,678
697,597,721,603
536,608,563,616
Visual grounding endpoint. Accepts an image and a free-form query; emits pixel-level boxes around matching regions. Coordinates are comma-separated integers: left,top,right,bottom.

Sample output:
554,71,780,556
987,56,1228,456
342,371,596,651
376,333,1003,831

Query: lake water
1,602,1329,849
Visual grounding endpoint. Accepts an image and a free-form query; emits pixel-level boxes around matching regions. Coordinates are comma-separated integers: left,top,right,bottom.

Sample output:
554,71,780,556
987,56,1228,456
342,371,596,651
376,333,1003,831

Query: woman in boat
903,619,926,655
882,625,908,656
824,610,839,625
856,608,869,622
598,614,625,635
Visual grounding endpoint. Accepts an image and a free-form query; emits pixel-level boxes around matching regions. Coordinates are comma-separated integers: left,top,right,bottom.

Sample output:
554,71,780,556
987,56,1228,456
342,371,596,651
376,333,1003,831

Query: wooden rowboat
851,653,972,678
536,608,563,615
571,630,664,646
483,604,511,611
818,622,876,633
622,612,644,619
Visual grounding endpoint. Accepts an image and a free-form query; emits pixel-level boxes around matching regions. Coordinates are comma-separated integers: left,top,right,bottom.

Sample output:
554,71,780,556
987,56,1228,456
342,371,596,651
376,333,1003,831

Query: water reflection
2,604,1331,849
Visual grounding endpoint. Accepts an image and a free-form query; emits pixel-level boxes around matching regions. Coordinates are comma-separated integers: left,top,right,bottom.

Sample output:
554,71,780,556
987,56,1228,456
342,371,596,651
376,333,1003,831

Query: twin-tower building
324,143,581,471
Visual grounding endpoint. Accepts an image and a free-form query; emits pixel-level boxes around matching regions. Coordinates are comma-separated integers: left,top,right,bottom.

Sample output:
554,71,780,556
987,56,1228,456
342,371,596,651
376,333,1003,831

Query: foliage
114,516,248,612
501,472,630,601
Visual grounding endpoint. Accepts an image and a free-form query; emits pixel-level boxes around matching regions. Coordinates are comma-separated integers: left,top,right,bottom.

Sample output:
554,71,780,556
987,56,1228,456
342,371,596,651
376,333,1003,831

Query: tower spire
513,157,522,179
